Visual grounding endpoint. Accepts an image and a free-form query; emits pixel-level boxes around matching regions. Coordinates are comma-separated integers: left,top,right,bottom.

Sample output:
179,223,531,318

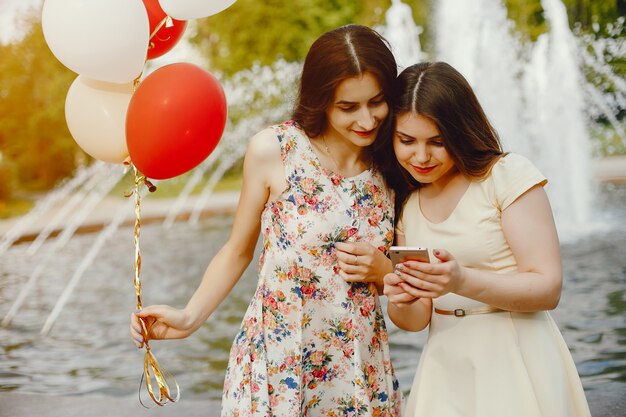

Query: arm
384,233,432,331
461,184,562,310
130,128,284,346
394,185,562,312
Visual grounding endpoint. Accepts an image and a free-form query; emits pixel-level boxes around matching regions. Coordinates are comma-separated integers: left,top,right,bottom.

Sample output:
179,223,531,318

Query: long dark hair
292,24,397,151
374,61,504,217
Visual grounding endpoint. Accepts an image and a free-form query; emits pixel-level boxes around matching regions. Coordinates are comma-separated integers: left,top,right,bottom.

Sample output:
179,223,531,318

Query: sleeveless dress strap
270,121,315,188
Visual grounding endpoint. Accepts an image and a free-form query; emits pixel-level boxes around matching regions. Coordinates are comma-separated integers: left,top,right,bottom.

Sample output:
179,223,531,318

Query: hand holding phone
389,246,430,265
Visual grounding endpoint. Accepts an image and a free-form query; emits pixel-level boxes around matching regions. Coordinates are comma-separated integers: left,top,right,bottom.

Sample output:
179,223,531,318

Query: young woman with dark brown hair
130,25,402,416
377,61,591,417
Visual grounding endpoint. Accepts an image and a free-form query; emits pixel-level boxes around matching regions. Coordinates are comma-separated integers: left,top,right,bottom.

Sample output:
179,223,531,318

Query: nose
413,144,430,164
356,107,376,131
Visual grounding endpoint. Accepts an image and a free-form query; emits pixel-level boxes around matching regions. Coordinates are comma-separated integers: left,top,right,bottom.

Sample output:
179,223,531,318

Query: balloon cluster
41,0,236,407
42,0,233,180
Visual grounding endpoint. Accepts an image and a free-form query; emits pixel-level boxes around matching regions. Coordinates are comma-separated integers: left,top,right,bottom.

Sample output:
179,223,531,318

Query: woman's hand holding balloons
130,305,194,348
392,249,466,299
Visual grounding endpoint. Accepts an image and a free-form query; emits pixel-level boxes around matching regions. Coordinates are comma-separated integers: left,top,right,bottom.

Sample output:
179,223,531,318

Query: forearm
184,242,255,331
374,253,394,292
388,298,431,331
457,267,562,312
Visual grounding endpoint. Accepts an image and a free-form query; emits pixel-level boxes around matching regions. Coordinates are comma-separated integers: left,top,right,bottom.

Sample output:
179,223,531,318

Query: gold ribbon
127,164,179,407
148,16,174,50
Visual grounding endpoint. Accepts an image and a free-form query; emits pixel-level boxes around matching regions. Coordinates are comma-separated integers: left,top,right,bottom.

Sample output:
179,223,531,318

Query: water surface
1,184,624,413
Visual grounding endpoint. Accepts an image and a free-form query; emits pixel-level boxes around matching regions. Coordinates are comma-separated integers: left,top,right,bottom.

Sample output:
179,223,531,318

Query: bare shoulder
242,127,287,198
245,127,282,165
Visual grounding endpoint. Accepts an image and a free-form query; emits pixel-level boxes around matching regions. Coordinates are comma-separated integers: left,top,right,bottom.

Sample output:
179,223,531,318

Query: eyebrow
396,130,442,141
335,91,384,105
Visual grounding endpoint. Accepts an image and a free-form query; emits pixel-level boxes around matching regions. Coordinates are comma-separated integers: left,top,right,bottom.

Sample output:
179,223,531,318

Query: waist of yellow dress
434,305,505,317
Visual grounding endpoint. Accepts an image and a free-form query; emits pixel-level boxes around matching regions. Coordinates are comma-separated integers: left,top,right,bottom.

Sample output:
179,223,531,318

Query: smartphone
389,246,430,265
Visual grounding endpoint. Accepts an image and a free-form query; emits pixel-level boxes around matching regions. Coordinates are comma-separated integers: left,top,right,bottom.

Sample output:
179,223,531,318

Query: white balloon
65,76,133,163
42,0,149,84
159,0,237,20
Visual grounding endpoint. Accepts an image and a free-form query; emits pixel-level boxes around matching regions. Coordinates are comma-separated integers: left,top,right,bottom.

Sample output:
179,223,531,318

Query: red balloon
126,63,227,180
142,0,187,60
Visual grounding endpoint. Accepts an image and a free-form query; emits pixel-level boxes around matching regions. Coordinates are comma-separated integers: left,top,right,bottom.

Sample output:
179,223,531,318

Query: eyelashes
338,99,386,113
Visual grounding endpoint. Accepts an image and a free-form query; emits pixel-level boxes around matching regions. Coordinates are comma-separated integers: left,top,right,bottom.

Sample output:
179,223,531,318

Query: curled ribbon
127,164,179,407
148,16,174,50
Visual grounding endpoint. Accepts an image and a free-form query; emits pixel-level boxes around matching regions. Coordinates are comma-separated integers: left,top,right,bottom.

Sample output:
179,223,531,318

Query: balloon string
132,165,143,310
148,16,174,49
150,16,171,41
129,165,179,407
133,73,143,91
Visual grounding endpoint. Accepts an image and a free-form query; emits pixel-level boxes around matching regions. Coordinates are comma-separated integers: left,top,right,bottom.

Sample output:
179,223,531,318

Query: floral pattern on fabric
222,121,400,417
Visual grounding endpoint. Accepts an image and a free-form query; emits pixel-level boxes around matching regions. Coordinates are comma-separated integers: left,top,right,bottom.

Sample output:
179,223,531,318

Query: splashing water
376,0,426,69
2,0,624,333
432,0,626,240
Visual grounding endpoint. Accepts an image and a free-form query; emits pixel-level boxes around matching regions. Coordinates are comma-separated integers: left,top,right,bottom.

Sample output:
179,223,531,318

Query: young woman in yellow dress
375,61,591,417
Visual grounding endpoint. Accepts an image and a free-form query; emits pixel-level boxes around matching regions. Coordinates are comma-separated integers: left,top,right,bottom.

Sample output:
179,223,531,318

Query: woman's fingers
336,242,383,285
395,269,437,291
129,306,168,347
383,272,420,303
391,263,450,297
398,260,438,276
398,282,435,299
334,241,358,255
384,271,404,285
432,248,453,263
335,249,364,268
339,268,363,282
337,261,368,280
335,242,375,266
130,312,145,348
387,291,418,304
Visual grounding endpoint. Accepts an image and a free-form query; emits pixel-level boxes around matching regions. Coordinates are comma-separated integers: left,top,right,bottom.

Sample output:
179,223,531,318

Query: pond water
0,183,625,413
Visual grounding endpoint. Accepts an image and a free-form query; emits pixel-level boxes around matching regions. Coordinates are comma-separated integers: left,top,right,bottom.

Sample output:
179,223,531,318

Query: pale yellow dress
399,154,591,417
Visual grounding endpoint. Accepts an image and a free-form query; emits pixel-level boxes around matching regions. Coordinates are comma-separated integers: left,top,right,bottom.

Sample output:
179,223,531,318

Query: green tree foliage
191,0,388,75
504,0,547,41
505,0,626,39
0,1,622,201
0,15,78,198
563,0,626,30
191,0,432,75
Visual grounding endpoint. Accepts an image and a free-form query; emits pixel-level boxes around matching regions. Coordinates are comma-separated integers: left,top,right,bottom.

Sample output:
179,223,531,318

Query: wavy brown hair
373,62,505,217
292,24,397,153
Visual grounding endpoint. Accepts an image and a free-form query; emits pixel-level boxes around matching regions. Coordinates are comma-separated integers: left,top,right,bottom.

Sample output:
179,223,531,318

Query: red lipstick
353,129,375,137
411,165,435,174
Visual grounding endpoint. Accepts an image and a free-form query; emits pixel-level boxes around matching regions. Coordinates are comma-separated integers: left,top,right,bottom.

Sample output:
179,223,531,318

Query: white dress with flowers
221,121,401,417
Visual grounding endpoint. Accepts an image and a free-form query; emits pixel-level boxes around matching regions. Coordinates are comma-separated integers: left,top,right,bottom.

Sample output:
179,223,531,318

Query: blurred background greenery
0,0,624,216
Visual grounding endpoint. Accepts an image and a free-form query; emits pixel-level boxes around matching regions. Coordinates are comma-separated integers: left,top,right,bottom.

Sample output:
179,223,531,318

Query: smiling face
324,72,389,147
393,112,457,186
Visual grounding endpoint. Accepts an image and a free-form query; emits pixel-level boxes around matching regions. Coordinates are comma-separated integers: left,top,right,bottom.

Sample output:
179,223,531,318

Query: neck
312,133,370,176
427,166,463,193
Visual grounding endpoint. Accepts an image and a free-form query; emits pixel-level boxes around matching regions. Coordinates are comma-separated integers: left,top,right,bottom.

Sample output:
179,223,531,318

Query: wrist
182,306,199,331
455,265,471,294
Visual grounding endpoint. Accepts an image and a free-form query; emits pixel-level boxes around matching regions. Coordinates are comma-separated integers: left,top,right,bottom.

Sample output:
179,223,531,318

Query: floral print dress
222,121,401,417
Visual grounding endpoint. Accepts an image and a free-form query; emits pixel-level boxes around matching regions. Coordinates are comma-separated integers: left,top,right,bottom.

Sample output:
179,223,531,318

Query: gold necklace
321,135,341,172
